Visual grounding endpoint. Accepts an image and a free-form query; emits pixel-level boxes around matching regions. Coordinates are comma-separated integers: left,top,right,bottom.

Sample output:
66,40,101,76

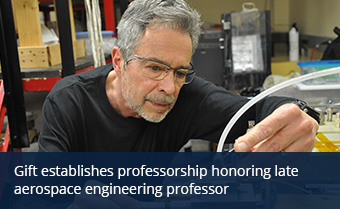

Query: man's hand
234,103,319,152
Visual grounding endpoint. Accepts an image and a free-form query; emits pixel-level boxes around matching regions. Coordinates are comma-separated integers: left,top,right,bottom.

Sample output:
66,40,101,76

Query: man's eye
149,66,163,72
175,70,188,78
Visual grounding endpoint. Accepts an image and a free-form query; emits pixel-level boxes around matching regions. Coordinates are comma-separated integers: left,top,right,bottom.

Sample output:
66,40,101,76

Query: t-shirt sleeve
38,93,83,152
38,97,69,152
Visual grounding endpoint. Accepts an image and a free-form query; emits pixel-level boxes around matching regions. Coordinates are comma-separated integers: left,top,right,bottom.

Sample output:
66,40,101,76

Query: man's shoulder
181,76,229,96
49,64,113,96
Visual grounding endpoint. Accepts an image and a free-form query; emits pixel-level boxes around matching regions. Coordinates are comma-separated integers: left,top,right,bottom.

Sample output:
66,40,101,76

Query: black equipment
193,10,271,90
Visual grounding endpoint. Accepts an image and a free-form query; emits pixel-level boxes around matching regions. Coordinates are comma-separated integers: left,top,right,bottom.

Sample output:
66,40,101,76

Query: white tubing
85,0,105,68
85,0,96,63
217,66,340,152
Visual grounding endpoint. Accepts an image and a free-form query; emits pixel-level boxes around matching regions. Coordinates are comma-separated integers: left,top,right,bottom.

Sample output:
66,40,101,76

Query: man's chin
139,110,170,123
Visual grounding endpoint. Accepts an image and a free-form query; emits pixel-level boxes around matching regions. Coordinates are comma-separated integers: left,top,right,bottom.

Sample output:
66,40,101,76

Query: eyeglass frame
124,51,196,85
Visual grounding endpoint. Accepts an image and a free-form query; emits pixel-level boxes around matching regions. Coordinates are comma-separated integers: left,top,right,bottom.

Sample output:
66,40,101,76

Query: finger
253,126,315,152
279,110,318,152
252,119,301,152
235,104,302,152
234,105,295,152
249,138,268,151
283,137,316,152
252,108,318,152
234,122,278,152
278,119,317,152
252,129,295,152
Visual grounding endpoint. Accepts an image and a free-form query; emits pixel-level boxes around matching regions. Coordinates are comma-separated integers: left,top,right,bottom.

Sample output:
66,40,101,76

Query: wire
217,66,340,152
310,43,319,60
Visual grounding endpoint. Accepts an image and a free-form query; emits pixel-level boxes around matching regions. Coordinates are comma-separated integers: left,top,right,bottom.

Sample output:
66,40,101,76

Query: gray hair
116,0,202,60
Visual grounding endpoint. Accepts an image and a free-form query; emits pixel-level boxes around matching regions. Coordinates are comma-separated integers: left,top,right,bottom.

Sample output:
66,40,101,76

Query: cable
310,43,319,60
217,66,340,152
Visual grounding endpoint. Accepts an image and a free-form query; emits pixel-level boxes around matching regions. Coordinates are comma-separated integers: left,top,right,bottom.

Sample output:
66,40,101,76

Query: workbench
314,121,340,152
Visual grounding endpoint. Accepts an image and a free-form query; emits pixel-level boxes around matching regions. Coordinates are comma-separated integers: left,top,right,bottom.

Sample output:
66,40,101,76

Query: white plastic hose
217,66,340,152
85,0,105,67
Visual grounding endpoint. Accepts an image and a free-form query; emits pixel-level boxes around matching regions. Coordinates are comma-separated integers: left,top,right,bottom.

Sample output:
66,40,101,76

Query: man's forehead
135,27,192,64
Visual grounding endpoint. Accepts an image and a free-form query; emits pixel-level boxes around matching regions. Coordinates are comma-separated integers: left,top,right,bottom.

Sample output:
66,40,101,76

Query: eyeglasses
124,51,196,85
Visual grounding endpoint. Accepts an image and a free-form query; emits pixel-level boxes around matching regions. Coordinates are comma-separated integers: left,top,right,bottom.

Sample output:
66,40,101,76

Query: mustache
145,94,175,105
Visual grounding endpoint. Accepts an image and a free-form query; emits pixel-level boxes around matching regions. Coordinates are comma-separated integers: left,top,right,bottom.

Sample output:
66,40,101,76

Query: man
38,0,319,152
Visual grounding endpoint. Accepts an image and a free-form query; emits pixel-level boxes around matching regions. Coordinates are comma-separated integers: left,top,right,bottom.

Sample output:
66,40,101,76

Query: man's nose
157,70,176,94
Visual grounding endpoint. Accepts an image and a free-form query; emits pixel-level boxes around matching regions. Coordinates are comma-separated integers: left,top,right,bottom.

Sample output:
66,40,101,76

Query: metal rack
0,0,29,150
0,0,114,151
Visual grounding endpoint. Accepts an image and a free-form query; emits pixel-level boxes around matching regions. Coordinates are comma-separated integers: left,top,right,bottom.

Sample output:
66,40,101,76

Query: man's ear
111,46,124,76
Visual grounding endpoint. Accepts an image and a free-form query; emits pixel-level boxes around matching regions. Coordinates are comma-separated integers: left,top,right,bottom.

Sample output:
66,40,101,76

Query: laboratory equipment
217,66,340,152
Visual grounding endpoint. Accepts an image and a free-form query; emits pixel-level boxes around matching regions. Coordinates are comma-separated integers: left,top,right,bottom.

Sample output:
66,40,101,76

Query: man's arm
38,97,74,152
